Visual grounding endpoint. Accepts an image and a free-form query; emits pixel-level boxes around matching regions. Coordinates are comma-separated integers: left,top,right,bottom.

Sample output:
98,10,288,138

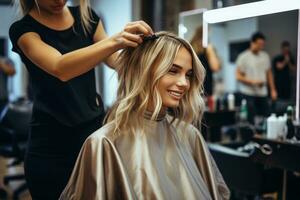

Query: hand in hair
112,21,154,48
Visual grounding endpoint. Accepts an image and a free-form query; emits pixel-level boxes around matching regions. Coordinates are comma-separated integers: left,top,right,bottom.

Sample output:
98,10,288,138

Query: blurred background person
272,41,296,101
0,57,15,112
236,32,277,124
191,26,220,97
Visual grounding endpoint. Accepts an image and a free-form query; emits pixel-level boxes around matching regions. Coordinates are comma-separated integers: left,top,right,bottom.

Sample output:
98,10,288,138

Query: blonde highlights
79,0,93,35
106,31,206,134
19,0,35,15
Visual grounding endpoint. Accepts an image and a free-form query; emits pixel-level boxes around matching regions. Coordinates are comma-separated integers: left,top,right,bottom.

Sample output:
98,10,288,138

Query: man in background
236,32,277,123
0,57,15,112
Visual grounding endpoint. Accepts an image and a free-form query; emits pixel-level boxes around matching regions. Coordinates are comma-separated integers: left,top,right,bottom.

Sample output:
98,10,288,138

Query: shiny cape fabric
59,116,230,200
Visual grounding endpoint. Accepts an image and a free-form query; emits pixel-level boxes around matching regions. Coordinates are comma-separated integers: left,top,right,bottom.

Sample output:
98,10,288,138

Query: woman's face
34,0,67,15
157,47,193,110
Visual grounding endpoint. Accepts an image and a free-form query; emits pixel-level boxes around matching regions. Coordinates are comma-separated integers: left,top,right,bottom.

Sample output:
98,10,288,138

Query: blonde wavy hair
18,0,93,35
106,31,206,134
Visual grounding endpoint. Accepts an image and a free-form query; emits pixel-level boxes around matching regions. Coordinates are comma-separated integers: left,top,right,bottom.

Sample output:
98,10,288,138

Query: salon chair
202,110,236,142
0,188,7,199
209,143,282,200
0,100,32,200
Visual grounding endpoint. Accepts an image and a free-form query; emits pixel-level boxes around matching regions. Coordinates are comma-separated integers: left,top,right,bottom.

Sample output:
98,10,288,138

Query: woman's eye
168,69,177,74
186,72,193,79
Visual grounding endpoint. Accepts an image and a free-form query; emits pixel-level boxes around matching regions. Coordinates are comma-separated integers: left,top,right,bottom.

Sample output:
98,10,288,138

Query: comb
142,34,159,41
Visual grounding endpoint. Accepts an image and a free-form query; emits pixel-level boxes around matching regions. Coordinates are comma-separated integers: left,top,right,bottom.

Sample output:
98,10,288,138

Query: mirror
179,7,298,118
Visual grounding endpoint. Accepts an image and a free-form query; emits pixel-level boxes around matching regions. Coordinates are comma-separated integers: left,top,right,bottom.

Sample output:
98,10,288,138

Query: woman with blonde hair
60,32,230,200
9,0,152,199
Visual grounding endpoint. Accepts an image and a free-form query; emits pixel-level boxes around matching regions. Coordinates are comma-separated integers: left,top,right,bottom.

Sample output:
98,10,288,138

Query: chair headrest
208,143,250,158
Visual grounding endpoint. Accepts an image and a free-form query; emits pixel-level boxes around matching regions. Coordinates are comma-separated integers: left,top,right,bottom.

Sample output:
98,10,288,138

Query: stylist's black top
198,49,213,96
272,54,294,100
9,6,104,126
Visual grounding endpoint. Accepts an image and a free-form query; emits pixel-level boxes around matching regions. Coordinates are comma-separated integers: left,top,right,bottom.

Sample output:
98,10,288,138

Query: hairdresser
9,0,153,199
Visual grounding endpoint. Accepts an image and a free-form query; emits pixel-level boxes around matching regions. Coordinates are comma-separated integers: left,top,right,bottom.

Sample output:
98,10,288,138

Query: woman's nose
176,75,188,87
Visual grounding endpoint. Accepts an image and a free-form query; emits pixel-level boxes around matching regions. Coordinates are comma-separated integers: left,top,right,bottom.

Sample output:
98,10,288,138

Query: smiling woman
157,48,193,108
60,31,230,200
106,31,205,133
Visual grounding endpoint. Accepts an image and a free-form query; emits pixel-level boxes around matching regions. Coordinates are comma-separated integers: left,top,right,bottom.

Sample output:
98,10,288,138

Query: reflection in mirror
179,9,221,98
180,9,298,119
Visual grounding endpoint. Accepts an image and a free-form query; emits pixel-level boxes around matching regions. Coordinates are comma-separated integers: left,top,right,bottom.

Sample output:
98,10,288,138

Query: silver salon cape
60,115,230,200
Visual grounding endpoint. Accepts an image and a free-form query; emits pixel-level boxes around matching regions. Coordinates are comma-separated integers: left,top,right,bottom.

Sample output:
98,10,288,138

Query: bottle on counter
207,95,215,112
227,93,235,111
216,96,225,111
277,116,287,139
267,113,278,139
239,99,248,122
286,106,295,139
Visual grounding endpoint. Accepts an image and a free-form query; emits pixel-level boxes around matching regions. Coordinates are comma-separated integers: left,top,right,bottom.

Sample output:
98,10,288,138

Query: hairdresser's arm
267,68,277,100
206,44,220,72
93,22,118,68
93,21,152,69
17,21,152,81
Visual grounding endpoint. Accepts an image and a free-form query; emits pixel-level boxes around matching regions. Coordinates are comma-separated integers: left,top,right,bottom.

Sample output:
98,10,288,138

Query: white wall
258,10,298,58
0,5,26,101
91,0,132,108
195,0,212,10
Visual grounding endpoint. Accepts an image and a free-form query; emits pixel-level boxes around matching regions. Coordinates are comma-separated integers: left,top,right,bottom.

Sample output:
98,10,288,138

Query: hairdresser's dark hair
281,41,290,48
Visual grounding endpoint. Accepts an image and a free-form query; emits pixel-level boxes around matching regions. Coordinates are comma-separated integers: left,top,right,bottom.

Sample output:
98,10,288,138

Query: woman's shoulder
167,118,206,153
88,122,114,137
9,15,38,47
10,15,33,31
168,116,202,139
85,122,118,145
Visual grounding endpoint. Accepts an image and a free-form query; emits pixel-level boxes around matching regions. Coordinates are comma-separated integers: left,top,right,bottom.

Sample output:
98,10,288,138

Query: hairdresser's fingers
113,32,141,48
138,21,153,35
121,38,139,47
126,20,153,34
122,32,143,44
124,22,152,35
124,24,148,35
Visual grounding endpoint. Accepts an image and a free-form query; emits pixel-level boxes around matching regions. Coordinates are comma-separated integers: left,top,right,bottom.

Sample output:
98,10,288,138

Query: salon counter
251,135,300,172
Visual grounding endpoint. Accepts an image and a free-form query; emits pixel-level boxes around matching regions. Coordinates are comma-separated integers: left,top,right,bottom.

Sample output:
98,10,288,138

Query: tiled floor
0,157,31,200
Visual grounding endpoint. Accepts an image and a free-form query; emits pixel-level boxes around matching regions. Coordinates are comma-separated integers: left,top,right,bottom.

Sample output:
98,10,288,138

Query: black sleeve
9,20,36,54
289,54,295,65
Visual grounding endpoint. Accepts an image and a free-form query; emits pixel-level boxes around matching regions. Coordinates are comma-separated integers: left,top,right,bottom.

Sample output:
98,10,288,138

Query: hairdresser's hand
271,89,277,100
251,80,265,87
275,61,285,70
112,21,153,48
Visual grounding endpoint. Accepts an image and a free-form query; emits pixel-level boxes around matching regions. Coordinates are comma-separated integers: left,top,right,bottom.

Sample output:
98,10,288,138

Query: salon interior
0,0,299,199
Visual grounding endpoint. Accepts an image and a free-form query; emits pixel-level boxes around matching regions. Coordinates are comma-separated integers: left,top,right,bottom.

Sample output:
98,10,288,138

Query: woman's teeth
169,91,182,97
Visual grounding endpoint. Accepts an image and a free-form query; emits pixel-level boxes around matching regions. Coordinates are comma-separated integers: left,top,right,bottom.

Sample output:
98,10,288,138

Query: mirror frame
178,8,207,38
